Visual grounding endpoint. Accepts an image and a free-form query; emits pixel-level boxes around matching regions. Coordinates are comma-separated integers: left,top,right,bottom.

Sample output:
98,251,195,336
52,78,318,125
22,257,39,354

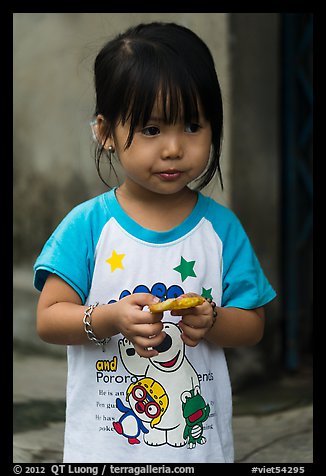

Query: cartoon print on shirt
107,282,185,305
118,322,202,447
127,378,169,428
107,281,213,448
181,386,210,449
113,377,169,445
173,256,197,282
106,249,125,272
113,397,149,445
201,287,214,300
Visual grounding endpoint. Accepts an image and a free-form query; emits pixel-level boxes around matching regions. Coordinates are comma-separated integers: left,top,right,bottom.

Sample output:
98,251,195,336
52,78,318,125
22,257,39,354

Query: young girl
34,22,276,463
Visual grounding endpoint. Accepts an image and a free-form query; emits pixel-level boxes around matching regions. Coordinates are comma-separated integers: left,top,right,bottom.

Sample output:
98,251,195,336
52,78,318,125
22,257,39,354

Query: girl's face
108,102,212,197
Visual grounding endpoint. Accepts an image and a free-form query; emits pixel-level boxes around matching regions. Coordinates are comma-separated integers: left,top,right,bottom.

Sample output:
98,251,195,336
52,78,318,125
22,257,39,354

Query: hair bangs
121,53,200,149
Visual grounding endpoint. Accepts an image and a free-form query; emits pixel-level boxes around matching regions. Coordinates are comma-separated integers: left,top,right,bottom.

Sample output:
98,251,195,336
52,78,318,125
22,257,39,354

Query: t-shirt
34,189,276,463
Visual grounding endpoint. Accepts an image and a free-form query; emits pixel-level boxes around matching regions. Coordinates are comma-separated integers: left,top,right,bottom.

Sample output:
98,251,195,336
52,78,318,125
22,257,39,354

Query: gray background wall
13,13,281,388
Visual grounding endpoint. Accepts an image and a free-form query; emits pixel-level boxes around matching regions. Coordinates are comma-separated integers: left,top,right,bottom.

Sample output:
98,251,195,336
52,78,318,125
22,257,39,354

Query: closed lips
159,169,182,174
156,170,183,180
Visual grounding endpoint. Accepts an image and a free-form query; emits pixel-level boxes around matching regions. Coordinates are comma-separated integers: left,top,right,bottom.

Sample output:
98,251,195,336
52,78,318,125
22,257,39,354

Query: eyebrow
146,115,203,124
146,115,190,124
144,107,203,125
146,116,165,123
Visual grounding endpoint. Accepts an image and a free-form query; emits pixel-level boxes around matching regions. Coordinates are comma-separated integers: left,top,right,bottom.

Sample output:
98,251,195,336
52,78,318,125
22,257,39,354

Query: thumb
131,293,160,308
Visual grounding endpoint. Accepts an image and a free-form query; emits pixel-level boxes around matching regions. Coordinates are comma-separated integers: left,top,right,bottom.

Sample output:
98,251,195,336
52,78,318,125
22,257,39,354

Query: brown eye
142,126,160,136
184,123,201,133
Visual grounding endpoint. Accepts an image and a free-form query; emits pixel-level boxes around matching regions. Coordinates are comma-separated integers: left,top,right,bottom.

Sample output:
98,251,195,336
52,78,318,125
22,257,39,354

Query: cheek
191,129,212,162
192,143,211,172
115,147,136,171
118,143,156,174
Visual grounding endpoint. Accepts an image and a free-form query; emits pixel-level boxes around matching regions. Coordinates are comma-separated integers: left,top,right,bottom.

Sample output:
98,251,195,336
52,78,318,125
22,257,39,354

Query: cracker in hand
149,296,205,313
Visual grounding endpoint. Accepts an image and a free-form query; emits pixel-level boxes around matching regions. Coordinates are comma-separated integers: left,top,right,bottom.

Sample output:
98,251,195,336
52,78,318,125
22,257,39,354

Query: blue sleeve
221,212,276,309
33,194,109,304
206,198,276,309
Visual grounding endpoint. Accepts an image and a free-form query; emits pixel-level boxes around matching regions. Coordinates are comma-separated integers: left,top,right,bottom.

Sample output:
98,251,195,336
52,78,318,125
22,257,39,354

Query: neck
115,181,199,232
116,180,197,210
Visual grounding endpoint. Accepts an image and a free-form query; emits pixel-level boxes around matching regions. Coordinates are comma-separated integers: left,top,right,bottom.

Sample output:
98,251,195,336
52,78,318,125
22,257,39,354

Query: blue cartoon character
181,386,210,449
113,397,149,445
113,377,169,445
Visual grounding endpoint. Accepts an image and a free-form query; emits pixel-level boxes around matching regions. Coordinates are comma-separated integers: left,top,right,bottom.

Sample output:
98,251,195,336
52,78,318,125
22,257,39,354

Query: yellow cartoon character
126,377,169,429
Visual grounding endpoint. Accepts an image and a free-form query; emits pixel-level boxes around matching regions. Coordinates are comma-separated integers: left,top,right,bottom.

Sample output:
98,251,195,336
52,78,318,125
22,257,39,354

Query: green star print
201,287,213,300
173,256,197,282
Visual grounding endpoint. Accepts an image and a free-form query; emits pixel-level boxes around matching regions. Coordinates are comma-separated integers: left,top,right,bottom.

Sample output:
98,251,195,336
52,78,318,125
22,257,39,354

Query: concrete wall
228,14,281,376
229,13,279,290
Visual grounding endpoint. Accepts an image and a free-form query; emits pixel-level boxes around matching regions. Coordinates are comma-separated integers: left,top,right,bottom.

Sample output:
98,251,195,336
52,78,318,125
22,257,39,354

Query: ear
181,390,192,403
194,385,201,396
95,114,115,150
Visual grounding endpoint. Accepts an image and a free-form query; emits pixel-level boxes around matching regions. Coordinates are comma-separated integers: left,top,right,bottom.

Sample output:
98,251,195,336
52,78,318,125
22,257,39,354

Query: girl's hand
111,293,165,357
170,293,215,347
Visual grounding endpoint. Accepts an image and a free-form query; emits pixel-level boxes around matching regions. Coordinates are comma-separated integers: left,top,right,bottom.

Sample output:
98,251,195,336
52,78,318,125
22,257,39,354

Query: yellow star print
106,250,125,272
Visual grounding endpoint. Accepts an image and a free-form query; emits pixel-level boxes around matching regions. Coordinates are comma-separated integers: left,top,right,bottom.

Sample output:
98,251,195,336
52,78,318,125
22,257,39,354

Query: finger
134,321,164,337
176,313,204,329
178,321,204,341
179,292,200,298
134,331,166,349
133,332,167,357
180,330,200,347
133,343,159,358
131,310,164,325
170,307,198,317
128,293,161,309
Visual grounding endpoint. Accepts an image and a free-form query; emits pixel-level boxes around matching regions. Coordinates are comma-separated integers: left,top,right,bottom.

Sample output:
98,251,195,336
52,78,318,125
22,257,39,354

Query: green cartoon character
181,386,210,449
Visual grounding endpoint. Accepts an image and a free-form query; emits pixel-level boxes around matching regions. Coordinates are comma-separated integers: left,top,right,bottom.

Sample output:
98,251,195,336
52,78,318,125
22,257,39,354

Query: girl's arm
172,299,265,348
205,306,265,347
36,273,165,357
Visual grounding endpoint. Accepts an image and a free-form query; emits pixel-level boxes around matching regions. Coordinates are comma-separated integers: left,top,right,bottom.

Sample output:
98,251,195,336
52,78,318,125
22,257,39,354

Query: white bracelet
83,302,111,352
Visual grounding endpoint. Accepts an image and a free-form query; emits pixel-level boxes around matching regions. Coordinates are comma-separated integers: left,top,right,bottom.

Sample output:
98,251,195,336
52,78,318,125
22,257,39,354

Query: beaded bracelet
206,298,218,328
83,302,111,352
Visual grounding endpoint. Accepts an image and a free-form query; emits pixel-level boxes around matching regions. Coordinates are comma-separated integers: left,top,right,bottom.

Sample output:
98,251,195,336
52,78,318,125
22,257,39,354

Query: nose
161,133,183,160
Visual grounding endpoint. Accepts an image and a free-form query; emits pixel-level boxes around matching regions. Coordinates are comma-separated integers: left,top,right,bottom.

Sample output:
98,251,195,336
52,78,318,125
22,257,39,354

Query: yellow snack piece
149,296,205,313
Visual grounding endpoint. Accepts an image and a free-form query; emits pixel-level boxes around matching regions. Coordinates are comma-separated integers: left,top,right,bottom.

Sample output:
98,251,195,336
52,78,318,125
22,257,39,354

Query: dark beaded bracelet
206,298,218,327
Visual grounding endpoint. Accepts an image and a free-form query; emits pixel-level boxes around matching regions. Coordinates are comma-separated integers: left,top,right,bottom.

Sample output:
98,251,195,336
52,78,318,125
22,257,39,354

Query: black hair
93,22,223,190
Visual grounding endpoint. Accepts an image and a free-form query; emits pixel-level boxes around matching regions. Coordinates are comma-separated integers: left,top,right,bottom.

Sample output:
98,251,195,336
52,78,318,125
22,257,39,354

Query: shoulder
200,193,243,240
33,191,114,300
202,194,236,219
54,191,113,237
63,191,112,223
